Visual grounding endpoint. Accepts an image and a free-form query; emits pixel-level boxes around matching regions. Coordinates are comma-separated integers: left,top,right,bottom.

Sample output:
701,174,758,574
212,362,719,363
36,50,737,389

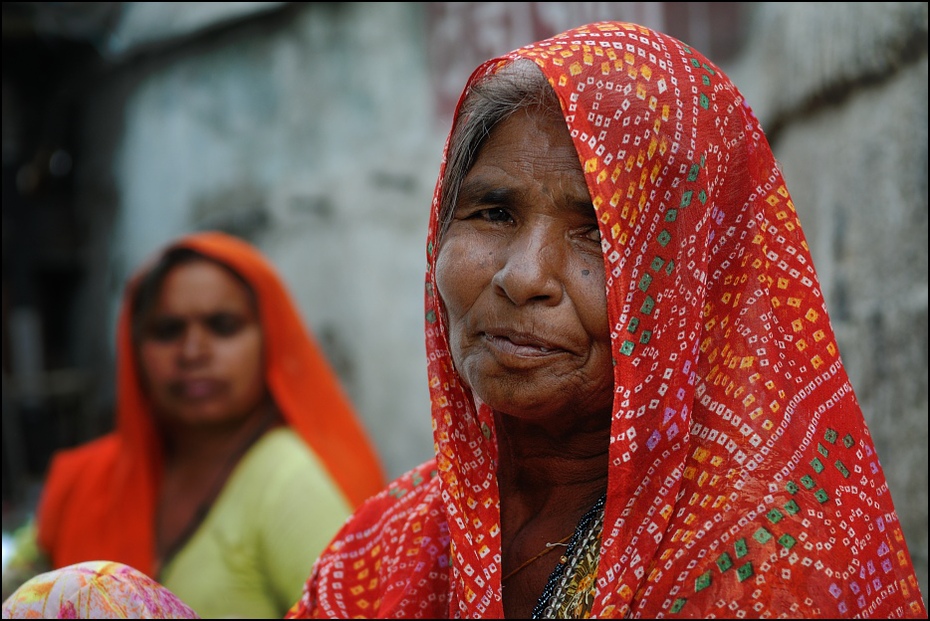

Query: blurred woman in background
3,231,385,618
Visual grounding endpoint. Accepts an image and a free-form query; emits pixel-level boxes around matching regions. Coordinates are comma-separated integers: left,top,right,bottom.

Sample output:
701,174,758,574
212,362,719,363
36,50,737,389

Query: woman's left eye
570,222,601,244
207,313,244,336
584,225,601,243
478,207,512,223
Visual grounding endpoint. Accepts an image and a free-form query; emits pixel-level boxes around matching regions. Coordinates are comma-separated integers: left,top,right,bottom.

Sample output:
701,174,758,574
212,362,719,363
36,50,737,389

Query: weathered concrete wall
728,1,928,602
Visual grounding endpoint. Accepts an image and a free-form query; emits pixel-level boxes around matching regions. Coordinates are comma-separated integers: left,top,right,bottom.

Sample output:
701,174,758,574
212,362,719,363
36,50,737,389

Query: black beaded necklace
531,493,607,619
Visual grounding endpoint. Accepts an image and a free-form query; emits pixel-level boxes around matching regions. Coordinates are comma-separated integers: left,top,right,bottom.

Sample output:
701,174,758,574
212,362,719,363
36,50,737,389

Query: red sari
36,231,387,577
290,21,926,618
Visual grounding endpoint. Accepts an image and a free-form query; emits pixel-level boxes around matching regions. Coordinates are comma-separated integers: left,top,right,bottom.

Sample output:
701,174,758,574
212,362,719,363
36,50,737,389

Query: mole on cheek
582,269,590,276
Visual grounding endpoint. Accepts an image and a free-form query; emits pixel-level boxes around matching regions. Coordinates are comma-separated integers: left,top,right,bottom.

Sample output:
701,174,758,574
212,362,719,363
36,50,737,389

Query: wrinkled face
137,259,266,429
435,107,614,427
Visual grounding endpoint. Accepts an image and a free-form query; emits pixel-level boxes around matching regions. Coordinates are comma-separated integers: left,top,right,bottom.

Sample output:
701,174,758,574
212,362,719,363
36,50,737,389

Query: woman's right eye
476,207,513,223
147,318,184,342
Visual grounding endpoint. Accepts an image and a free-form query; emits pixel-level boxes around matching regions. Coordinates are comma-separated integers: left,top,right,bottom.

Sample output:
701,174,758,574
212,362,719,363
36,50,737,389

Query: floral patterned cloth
1,561,198,619
289,21,927,618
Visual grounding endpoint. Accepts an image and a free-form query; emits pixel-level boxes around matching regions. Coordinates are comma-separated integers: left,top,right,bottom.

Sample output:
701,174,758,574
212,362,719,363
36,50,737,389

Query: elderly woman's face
137,259,265,429
436,107,614,426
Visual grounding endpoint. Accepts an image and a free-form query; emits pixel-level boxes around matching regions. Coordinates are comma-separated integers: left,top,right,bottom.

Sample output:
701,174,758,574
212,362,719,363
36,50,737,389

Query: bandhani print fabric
290,21,926,618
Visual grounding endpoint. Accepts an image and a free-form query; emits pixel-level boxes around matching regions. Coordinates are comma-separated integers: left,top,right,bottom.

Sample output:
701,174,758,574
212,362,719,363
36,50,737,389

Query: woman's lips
482,331,563,357
170,378,225,399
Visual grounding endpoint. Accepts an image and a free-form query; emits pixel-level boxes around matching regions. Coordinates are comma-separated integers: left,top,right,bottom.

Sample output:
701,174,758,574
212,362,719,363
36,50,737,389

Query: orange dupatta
36,230,386,576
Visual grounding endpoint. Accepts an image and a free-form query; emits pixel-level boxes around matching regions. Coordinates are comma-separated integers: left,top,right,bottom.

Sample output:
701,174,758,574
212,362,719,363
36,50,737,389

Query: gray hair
437,59,563,240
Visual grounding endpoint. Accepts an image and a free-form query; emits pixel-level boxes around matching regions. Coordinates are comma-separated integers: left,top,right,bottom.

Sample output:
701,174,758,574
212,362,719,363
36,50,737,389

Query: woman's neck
494,411,609,504
494,411,609,618
154,399,282,572
160,399,281,471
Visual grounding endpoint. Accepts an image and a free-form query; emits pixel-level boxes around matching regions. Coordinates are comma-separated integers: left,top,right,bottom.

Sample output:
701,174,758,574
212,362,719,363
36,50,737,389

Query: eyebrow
457,179,511,206
568,196,596,217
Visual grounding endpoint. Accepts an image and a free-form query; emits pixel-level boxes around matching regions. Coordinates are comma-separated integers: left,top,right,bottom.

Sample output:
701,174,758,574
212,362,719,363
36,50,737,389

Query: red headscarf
292,21,926,618
36,230,386,576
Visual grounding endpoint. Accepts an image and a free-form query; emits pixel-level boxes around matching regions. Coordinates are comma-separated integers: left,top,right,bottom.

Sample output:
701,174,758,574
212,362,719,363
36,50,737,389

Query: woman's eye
147,318,184,342
207,313,244,336
479,207,512,223
585,225,602,243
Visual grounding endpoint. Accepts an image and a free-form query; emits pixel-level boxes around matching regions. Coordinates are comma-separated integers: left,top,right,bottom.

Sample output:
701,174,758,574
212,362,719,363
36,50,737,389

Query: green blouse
159,427,352,618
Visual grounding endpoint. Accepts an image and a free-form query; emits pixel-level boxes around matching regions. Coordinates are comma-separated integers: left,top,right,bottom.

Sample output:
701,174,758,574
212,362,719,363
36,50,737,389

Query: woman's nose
491,226,564,306
178,325,209,363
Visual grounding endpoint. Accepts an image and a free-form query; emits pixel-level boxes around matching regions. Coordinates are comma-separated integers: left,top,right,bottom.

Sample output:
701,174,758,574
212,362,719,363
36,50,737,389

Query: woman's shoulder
345,459,441,524
226,427,342,501
383,459,441,500
46,433,121,473
239,426,317,473
38,433,122,521
313,459,443,559
252,424,304,450
287,458,447,619
324,459,443,555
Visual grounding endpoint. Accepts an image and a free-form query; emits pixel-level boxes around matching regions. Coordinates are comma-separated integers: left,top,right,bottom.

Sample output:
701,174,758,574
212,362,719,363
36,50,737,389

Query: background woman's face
435,107,614,429
137,259,265,429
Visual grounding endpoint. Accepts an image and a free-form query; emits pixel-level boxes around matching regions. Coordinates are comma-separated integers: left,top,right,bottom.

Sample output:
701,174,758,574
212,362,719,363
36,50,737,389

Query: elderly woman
288,21,926,618
3,20,926,620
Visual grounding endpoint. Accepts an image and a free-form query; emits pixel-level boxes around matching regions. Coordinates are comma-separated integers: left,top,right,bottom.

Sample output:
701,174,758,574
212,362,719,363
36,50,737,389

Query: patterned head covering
37,231,386,576
293,21,926,618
